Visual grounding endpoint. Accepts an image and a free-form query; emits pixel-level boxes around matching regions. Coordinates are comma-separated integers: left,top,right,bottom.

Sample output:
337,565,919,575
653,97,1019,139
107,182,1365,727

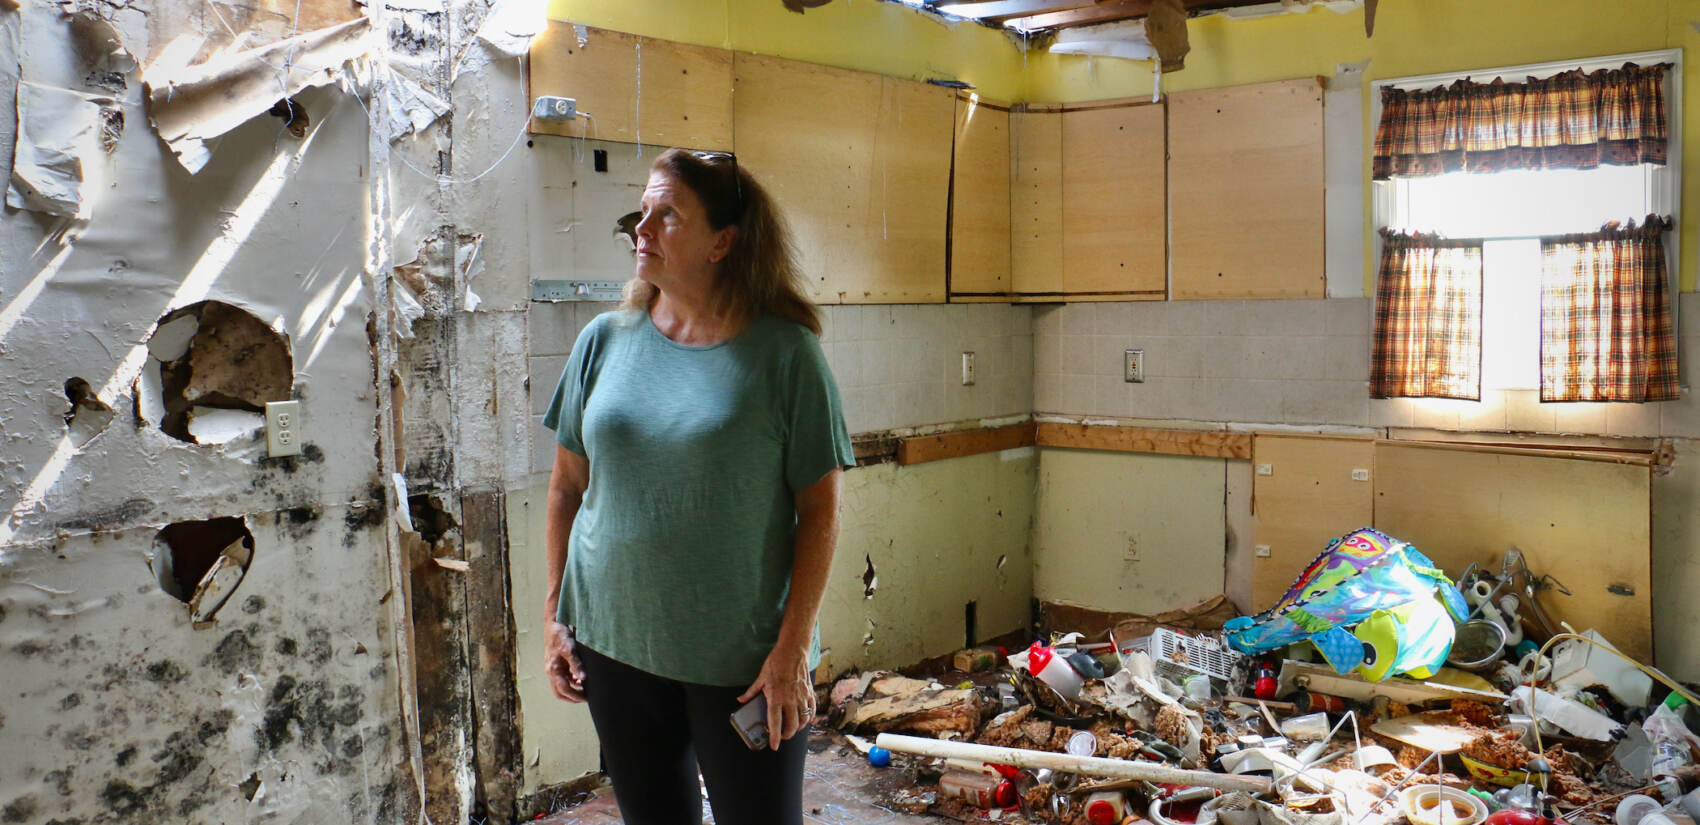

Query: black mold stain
1,795,37,823
0,603,7,624
152,731,203,785
100,780,145,816
59,693,82,711
204,629,262,675
44,767,72,795
305,628,333,665
13,640,47,657
61,726,98,750
275,637,298,656
260,442,325,474
257,676,365,772
115,746,136,766
282,505,321,539
144,660,186,684
55,497,153,531
241,595,266,614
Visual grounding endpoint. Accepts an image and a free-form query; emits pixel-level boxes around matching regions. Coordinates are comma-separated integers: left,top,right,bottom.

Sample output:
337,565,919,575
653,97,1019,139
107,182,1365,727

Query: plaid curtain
1371,230,1484,399
1373,63,1669,180
1539,216,1678,402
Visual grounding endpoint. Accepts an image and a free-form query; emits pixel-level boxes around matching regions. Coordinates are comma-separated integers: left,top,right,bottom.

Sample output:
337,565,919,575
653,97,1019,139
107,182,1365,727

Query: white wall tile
1553,400,1608,435
1368,397,1414,428
1503,389,1557,433
1457,391,1507,432
1324,298,1372,337
1605,399,1662,437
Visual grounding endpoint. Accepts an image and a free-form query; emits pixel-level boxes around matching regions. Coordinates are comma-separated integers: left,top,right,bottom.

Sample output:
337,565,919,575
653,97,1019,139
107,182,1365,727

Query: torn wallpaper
7,80,108,216
141,16,370,172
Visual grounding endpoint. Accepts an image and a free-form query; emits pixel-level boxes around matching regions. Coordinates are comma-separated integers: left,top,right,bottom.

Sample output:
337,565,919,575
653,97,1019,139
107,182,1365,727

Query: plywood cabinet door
1248,434,1376,610
528,22,735,151
949,96,1012,297
1061,104,1166,296
1010,109,1063,295
861,76,954,304
732,54,949,304
1169,78,1324,300
732,54,880,304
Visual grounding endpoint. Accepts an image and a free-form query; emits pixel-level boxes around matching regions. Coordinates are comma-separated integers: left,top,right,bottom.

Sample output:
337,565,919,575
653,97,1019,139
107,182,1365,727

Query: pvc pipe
873,733,1273,794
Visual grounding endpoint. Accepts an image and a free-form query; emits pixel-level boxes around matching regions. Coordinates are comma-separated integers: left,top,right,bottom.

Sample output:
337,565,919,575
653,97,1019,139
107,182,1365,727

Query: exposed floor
537,727,951,824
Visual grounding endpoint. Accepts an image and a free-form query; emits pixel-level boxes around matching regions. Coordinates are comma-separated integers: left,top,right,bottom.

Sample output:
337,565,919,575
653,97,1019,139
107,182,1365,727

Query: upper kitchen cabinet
949,94,1013,300
528,22,735,151
733,53,953,304
1169,78,1325,300
1060,102,1165,298
1010,101,1166,301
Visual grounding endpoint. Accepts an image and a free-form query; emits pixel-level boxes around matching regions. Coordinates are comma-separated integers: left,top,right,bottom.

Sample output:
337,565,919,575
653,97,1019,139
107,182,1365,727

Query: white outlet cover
1256,463,1273,476
266,400,302,457
1255,545,1272,558
1351,468,1370,481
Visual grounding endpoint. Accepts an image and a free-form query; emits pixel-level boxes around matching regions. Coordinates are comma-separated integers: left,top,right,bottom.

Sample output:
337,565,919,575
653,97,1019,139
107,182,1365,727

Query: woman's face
633,170,735,293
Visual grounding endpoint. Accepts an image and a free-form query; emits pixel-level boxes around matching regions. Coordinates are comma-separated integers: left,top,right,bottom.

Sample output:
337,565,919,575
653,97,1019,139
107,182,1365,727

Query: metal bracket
530,280,626,302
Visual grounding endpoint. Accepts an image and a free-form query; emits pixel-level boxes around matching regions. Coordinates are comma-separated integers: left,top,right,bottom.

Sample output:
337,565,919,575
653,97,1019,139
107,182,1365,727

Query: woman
540,148,854,824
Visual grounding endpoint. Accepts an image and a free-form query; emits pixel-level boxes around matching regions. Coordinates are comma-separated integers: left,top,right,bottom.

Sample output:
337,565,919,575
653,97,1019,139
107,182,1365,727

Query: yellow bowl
1459,754,1532,788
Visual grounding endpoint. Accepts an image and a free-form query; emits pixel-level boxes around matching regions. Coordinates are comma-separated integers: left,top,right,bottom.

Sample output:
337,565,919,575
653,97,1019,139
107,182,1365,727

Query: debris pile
823,528,1700,825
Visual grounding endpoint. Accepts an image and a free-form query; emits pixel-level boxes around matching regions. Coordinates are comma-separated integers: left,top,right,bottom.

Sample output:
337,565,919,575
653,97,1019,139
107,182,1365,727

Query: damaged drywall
0,510,406,824
134,300,294,445
141,17,370,172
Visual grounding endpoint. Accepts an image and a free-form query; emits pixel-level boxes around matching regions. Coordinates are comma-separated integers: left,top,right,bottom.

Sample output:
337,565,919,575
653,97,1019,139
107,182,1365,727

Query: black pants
578,643,806,825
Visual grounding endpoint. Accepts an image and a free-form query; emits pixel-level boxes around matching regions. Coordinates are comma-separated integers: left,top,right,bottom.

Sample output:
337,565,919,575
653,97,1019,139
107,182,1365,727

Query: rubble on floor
821,528,1700,825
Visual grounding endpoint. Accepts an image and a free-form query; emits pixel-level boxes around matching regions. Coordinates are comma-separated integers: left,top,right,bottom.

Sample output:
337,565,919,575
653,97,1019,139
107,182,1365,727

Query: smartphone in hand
730,695,768,750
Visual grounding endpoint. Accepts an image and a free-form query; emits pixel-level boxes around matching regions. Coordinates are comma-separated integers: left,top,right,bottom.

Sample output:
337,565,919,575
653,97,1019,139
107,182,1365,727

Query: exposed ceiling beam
934,0,1102,23
1007,0,1268,31
1007,0,1155,30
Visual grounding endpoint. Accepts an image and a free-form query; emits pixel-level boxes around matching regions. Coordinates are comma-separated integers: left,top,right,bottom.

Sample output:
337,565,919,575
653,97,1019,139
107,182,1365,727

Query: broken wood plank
847,688,982,736
461,489,521,822
897,422,1035,466
432,556,470,572
1035,422,1252,459
1372,712,1482,754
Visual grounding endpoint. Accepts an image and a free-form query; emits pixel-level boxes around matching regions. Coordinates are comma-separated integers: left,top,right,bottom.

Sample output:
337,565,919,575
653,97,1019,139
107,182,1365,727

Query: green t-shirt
543,309,855,686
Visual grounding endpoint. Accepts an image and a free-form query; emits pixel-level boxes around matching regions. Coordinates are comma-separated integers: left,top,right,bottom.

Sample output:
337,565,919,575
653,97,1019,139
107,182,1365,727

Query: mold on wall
0,508,405,824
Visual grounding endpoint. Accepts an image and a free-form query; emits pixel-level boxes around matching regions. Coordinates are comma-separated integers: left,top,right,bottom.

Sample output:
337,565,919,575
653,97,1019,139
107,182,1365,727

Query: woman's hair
620,148,821,335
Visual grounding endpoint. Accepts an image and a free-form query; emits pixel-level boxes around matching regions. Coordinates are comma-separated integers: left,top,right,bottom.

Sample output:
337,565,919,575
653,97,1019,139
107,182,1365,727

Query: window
1372,50,1681,396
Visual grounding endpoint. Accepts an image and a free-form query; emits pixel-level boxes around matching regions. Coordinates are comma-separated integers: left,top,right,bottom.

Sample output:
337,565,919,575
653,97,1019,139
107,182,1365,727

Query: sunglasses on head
691,151,743,215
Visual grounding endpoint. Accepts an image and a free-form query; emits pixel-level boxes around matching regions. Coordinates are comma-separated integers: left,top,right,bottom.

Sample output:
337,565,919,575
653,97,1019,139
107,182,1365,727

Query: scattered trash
816,528,1700,825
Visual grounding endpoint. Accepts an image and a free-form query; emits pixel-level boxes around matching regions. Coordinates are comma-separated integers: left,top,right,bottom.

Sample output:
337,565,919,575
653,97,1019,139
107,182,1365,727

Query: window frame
1369,49,1684,389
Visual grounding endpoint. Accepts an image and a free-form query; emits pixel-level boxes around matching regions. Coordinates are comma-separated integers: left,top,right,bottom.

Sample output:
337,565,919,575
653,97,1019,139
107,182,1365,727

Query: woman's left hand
737,644,815,750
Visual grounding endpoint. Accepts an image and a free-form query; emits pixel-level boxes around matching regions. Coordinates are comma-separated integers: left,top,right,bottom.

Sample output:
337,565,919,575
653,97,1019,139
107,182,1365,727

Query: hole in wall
964,600,978,649
135,301,293,445
268,97,309,138
862,618,876,647
406,493,457,544
996,554,1007,571
862,555,877,599
63,376,114,445
238,772,261,801
150,517,254,623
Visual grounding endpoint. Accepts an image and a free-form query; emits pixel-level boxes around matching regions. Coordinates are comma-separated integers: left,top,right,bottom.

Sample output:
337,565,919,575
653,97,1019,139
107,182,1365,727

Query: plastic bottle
939,771,1008,808
1084,791,1127,825
1645,703,1696,802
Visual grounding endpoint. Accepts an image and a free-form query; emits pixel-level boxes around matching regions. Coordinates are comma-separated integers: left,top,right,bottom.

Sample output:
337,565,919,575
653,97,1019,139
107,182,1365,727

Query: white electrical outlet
1124,349,1144,383
961,351,976,385
1351,468,1370,481
531,95,578,123
266,400,302,458
1256,463,1273,476
1255,544,1272,558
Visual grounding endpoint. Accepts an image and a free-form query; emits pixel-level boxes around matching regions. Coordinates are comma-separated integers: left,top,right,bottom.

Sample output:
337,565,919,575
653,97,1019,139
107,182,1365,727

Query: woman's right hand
544,620,586,702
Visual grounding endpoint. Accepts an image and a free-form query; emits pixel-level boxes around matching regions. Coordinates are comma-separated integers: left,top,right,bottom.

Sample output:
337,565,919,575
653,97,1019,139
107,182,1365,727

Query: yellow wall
549,0,1032,101
553,0,1700,292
